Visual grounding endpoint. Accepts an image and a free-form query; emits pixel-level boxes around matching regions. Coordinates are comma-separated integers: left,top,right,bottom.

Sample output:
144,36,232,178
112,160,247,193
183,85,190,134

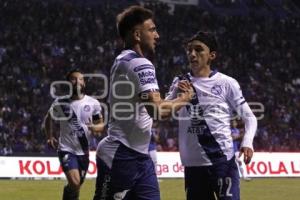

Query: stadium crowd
0,0,299,155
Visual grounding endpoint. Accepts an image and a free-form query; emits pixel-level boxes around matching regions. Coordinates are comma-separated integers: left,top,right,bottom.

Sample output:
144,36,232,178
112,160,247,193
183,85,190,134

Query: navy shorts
58,151,89,184
93,144,160,200
184,157,240,200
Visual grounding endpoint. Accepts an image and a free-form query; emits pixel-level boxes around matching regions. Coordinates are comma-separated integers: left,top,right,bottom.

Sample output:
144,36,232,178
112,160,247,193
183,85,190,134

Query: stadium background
0,0,300,199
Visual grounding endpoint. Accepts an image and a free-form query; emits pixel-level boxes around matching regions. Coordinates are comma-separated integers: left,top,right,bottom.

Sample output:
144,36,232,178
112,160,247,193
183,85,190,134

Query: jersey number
218,177,233,197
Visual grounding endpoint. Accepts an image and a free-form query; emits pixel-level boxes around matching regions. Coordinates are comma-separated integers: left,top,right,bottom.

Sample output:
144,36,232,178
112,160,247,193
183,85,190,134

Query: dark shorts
93,144,160,200
185,157,240,200
58,151,89,184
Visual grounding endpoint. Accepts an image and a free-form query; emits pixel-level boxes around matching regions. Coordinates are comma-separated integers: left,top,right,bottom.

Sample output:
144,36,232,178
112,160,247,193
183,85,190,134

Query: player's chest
192,82,226,103
70,103,93,121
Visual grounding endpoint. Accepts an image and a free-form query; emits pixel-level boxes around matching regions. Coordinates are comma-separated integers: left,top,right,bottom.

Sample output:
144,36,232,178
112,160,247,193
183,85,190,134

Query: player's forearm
89,123,105,136
158,97,189,119
143,90,192,119
238,103,257,149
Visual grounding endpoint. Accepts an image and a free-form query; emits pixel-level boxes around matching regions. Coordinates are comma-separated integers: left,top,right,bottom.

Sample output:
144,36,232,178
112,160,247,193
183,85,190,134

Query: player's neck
191,66,212,77
71,94,85,100
129,44,144,57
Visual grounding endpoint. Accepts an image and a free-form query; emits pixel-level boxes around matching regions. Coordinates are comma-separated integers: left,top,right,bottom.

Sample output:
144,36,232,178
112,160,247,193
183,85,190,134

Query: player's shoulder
116,50,142,62
170,76,180,86
217,72,239,87
217,72,235,81
117,50,154,71
84,95,100,105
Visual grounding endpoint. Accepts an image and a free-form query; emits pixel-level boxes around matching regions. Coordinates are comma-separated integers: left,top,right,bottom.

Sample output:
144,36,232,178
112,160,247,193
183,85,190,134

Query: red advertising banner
0,152,299,178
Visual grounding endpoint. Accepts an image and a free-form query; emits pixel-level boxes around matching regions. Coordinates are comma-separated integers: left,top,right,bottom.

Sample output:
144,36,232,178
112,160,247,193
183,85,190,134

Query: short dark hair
186,31,218,52
65,68,83,81
116,5,153,40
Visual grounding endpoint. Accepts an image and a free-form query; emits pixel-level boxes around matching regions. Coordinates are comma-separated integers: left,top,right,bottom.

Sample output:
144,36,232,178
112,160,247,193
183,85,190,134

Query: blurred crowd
0,0,299,155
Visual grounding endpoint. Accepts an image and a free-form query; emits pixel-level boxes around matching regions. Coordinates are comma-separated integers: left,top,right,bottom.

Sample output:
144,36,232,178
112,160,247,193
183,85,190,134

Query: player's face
69,72,85,95
136,19,159,54
186,40,215,70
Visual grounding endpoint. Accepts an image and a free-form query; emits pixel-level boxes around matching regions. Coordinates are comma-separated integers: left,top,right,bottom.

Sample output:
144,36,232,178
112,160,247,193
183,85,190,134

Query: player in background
166,31,257,200
93,5,193,200
231,120,251,181
44,69,104,200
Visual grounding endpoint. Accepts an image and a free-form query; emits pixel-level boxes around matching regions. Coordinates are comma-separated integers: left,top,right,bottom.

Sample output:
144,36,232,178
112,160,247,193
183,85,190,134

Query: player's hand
178,80,194,101
86,118,101,137
47,137,58,150
239,147,253,165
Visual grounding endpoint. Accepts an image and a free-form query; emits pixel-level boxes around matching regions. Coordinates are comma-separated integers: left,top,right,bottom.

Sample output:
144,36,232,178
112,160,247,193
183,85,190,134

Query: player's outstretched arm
142,80,194,119
237,102,257,164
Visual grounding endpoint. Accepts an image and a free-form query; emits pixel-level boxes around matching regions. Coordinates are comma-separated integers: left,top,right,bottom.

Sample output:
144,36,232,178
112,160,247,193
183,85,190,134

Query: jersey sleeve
227,78,246,109
227,78,257,150
130,61,159,93
165,77,179,100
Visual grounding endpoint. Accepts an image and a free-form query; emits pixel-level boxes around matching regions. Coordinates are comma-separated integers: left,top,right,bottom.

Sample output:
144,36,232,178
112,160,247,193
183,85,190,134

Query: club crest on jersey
83,105,91,112
211,85,222,95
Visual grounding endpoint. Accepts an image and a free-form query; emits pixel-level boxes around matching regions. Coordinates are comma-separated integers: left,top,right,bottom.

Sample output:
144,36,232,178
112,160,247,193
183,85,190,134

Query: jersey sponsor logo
187,125,207,135
187,105,203,120
83,105,91,112
187,105,208,135
138,70,155,79
140,77,156,85
211,85,222,95
138,70,156,85
133,64,154,72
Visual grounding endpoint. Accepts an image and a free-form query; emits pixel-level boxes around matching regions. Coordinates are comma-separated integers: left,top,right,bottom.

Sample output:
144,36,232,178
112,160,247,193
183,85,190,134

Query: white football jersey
97,50,159,166
166,71,246,166
50,95,102,155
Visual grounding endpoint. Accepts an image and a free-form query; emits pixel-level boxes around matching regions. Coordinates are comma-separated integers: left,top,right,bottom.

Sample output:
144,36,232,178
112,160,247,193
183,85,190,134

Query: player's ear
133,29,141,42
210,51,217,60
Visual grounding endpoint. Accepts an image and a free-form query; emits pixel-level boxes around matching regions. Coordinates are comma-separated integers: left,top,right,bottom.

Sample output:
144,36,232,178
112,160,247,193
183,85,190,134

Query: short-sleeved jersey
166,71,246,166
97,50,159,167
50,95,102,155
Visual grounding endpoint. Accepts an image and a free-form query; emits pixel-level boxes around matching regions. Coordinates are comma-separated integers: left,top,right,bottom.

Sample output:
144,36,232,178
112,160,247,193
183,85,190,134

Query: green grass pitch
0,178,300,200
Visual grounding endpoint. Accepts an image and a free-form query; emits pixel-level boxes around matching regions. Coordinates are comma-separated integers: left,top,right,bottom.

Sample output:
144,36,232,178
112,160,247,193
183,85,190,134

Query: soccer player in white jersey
166,31,257,200
93,6,193,200
44,69,104,200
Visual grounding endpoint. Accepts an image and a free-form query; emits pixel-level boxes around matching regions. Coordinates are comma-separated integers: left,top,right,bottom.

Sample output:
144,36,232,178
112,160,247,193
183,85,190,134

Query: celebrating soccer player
44,69,104,200
166,31,257,200
93,5,193,200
